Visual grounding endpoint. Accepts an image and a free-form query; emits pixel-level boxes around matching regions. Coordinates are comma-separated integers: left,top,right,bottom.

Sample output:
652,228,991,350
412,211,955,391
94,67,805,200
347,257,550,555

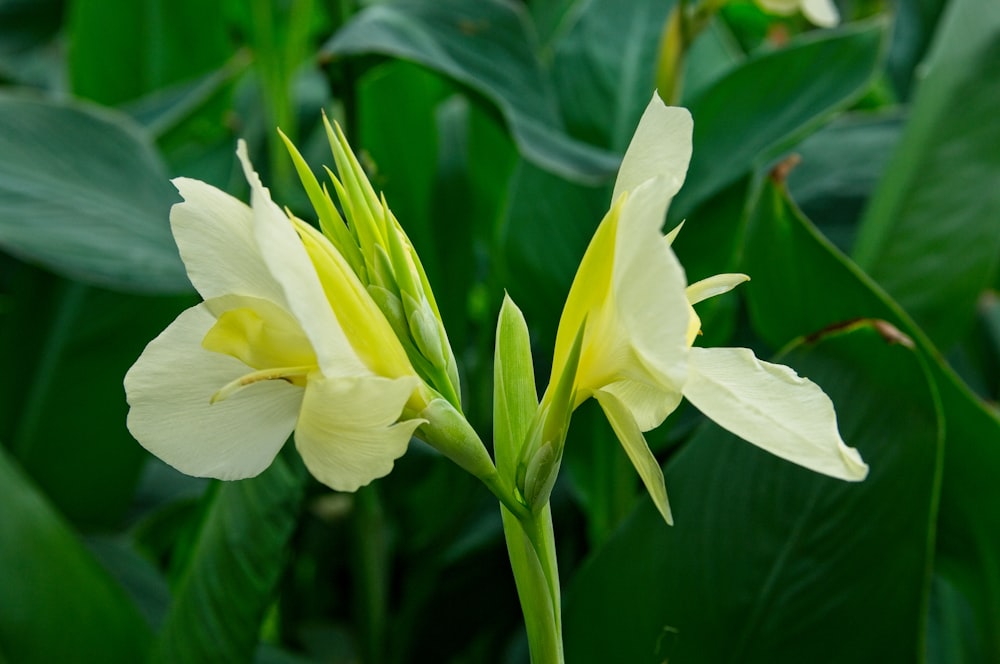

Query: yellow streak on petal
210,365,315,403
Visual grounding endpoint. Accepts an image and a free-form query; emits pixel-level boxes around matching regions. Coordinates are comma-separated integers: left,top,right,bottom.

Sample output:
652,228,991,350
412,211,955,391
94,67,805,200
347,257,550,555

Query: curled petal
125,304,302,480
595,390,673,525
686,273,750,305
683,347,869,481
295,374,424,492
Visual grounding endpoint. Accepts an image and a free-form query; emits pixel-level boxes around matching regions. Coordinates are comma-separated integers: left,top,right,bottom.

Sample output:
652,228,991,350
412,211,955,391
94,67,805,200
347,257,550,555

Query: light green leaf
0,445,151,662
852,0,1000,349
0,94,191,293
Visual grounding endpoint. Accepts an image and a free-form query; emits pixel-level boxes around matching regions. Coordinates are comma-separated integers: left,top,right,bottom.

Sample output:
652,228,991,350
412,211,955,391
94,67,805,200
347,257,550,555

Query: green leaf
0,263,192,529
322,0,619,183
852,0,1000,349
564,322,942,662
500,161,606,341
670,20,887,221
68,0,230,105
151,454,306,664
550,0,676,151
786,111,902,252
0,94,191,294
0,445,151,662
743,179,1000,659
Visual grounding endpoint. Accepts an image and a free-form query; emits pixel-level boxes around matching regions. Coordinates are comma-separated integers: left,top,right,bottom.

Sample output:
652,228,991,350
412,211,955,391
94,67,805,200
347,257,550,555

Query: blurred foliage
1,0,999,662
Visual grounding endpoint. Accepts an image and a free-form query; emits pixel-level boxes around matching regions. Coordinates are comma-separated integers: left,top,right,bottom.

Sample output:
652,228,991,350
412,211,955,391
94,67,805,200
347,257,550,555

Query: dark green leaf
744,179,1000,660
68,0,230,105
550,0,675,151
151,454,306,664
0,446,151,662
787,111,902,252
564,322,941,662
322,0,619,183
670,20,886,221
0,261,192,529
0,94,191,293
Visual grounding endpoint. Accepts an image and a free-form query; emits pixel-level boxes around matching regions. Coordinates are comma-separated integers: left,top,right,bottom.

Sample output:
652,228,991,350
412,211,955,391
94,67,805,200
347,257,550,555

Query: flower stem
501,503,564,663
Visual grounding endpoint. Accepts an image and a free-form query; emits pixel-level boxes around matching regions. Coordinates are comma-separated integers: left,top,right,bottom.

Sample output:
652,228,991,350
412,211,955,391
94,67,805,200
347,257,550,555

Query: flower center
202,300,318,401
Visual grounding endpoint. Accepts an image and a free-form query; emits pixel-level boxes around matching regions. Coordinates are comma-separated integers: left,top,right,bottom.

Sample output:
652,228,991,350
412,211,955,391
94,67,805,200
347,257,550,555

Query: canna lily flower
524,93,867,524
125,141,488,492
755,0,840,28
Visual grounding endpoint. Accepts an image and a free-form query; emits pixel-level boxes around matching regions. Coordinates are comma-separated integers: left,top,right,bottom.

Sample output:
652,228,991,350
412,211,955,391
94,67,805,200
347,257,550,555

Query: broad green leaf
564,323,942,662
0,262,192,529
852,0,1000,349
787,112,902,252
322,0,619,183
550,0,676,151
744,179,1000,659
885,0,949,100
0,445,151,662
670,20,886,221
680,17,744,104
0,94,191,294
151,453,306,663
68,0,230,105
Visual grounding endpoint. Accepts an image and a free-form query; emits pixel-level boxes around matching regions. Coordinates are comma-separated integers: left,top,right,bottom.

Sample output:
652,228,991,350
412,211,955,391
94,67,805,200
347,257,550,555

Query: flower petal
170,178,286,305
294,374,423,492
606,178,691,427
802,0,839,27
686,273,750,305
125,303,302,480
612,94,693,208
755,0,800,15
683,347,869,481
235,141,367,378
594,389,673,525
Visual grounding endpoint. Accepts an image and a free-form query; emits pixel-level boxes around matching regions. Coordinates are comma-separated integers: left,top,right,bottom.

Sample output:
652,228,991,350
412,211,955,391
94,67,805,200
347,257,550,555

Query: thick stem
501,503,564,663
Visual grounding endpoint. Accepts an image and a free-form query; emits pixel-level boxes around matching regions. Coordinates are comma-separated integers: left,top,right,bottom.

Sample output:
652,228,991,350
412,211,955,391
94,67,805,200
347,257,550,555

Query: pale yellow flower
533,93,867,524
125,142,426,492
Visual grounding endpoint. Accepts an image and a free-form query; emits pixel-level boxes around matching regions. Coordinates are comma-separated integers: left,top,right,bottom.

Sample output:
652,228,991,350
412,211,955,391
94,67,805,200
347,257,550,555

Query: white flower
539,93,867,524
125,142,425,492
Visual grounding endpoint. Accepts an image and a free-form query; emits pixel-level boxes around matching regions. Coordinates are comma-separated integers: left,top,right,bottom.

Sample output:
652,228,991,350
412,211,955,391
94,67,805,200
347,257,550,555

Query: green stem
501,502,563,663
352,485,388,664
